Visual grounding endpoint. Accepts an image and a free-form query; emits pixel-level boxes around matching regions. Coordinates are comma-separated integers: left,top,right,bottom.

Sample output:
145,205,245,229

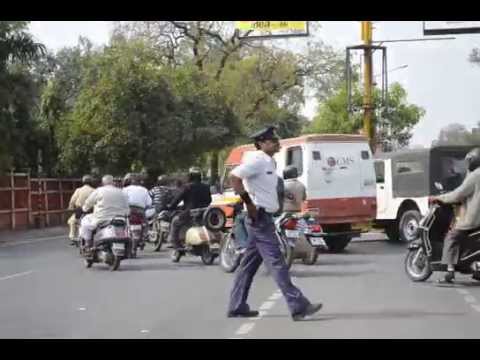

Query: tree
0,21,47,173
433,123,480,146
112,21,345,182
306,81,425,151
53,39,240,176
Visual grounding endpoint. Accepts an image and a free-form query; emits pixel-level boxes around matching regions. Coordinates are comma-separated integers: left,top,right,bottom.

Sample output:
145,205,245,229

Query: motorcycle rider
283,166,306,213
432,147,480,283
167,167,212,250
67,175,95,245
149,175,174,213
122,173,152,213
80,175,130,255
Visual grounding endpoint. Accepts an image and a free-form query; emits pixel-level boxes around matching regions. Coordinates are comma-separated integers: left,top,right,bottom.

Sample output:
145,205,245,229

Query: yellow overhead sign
235,21,308,32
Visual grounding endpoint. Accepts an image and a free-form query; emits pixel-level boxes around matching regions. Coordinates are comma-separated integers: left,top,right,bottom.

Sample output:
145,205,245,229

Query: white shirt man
80,175,129,247
231,150,279,214
123,184,152,209
67,177,95,241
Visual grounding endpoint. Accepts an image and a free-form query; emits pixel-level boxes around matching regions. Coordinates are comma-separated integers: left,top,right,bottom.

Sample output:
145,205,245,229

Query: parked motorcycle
167,207,227,265
79,216,131,271
405,201,480,282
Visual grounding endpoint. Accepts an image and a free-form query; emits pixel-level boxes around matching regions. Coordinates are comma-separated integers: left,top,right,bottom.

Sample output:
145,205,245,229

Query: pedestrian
226,126,322,321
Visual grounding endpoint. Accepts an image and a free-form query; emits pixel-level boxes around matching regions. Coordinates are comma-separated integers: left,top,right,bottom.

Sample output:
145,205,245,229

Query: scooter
169,207,227,265
405,200,480,282
80,216,131,271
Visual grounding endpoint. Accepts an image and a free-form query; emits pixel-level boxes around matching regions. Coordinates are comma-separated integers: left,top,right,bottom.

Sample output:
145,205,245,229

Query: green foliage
306,81,425,149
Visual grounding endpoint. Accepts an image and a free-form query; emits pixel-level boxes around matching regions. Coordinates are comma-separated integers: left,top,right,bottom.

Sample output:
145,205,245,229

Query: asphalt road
1,229,480,339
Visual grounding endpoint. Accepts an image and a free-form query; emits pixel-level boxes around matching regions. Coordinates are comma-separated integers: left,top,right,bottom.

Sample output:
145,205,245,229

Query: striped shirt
149,186,174,209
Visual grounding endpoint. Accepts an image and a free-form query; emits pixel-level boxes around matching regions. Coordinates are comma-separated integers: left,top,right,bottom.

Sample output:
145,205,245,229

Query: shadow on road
289,269,376,278
120,261,209,272
262,309,466,321
313,259,373,266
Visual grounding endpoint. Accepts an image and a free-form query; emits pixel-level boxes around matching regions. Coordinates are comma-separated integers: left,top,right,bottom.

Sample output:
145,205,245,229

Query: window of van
286,147,303,176
395,161,423,174
374,161,385,183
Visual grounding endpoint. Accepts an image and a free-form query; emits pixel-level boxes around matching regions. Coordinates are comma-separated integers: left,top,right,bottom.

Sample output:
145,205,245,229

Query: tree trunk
209,151,219,186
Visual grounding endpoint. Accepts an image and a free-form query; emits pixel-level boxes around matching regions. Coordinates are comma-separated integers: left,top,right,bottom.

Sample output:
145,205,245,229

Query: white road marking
140,330,150,334
0,270,34,281
259,301,275,310
0,235,66,248
235,323,255,336
471,304,480,312
228,337,244,339
457,289,470,295
77,307,87,311
464,295,477,304
269,293,282,301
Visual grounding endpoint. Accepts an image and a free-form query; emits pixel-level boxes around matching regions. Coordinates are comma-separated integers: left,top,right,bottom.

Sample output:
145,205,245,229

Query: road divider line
471,304,480,312
464,295,477,304
0,270,34,281
235,323,255,336
259,301,275,310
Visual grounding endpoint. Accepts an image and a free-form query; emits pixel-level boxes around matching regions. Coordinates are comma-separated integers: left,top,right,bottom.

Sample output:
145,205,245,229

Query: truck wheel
385,222,399,242
325,236,351,253
399,210,421,243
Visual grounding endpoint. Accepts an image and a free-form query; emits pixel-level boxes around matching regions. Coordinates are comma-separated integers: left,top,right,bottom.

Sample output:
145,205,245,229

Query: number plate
285,230,300,238
112,243,125,250
210,243,220,250
309,237,326,246
130,225,142,230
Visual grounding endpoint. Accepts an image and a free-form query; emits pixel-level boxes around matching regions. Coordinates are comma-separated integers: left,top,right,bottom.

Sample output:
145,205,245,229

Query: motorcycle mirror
434,182,444,191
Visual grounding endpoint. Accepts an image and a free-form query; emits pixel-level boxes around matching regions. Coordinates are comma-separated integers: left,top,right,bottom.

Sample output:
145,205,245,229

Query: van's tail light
282,218,298,230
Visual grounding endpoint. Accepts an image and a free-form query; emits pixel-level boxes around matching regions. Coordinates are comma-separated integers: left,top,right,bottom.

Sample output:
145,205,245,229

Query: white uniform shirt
83,185,129,223
122,185,152,209
231,150,279,214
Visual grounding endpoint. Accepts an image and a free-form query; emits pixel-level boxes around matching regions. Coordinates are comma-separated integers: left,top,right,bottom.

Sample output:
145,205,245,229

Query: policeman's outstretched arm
230,174,257,220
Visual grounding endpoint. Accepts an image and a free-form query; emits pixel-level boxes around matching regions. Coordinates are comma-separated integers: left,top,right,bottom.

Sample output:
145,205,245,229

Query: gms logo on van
327,156,355,167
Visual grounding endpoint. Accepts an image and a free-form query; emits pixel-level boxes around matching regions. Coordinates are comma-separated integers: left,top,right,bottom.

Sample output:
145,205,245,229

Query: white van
213,134,377,252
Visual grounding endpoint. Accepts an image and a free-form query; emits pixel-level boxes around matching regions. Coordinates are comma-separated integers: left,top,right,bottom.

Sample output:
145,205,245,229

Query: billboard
235,21,309,39
424,21,480,35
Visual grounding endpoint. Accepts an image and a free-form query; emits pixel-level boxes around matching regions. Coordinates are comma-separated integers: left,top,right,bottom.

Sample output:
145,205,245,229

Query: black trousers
167,211,191,248
441,229,470,266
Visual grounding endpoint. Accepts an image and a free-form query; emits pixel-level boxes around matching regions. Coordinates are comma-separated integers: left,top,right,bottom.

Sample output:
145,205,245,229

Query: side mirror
434,182,444,191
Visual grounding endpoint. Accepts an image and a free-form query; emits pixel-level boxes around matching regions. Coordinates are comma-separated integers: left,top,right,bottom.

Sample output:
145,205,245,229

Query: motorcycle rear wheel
201,246,216,265
109,255,121,271
84,259,93,268
405,247,432,282
220,233,241,273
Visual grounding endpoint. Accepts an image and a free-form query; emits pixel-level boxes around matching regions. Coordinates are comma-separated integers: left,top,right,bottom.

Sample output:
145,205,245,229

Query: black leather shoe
227,310,259,318
437,271,455,284
292,303,323,321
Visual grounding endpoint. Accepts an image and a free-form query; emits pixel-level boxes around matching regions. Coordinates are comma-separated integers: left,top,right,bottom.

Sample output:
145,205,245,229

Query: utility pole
361,21,375,151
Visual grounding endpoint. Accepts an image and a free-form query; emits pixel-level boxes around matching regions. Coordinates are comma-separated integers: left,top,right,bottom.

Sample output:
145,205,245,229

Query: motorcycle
405,200,480,282
145,207,165,252
79,216,131,271
219,208,324,273
128,207,147,258
167,207,227,265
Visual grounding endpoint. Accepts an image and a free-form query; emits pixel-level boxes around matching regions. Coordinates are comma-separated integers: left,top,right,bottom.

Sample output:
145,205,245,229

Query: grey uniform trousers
441,228,470,265
228,209,310,316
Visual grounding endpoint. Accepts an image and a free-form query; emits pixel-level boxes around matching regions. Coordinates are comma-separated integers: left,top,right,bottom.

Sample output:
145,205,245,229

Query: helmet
157,175,168,186
188,167,202,182
465,148,480,172
123,173,136,186
82,175,93,185
283,165,298,180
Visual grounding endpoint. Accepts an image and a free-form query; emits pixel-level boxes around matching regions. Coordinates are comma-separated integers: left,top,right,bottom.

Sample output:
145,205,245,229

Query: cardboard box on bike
212,133,377,252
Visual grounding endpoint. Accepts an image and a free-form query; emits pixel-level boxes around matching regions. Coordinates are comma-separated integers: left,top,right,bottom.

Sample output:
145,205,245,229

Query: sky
28,21,480,148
